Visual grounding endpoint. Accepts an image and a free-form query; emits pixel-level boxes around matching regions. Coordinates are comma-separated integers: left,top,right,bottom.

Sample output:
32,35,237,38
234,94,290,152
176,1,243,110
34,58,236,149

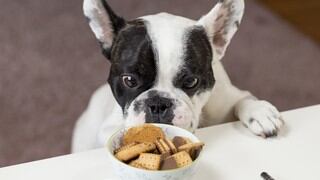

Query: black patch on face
133,100,144,113
108,20,157,112
173,26,215,97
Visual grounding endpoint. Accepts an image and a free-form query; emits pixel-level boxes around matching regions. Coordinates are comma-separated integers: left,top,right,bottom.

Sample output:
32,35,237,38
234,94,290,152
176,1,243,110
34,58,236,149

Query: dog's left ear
197,0,244,61
83,0,126,59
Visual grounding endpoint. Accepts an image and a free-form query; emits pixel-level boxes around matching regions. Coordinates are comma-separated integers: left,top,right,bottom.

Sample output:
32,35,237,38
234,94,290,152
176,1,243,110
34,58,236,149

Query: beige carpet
0,0,319,167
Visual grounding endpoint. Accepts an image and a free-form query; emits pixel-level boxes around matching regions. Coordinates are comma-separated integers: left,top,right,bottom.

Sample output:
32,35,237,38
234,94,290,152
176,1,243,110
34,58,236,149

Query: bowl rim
106,123,203,173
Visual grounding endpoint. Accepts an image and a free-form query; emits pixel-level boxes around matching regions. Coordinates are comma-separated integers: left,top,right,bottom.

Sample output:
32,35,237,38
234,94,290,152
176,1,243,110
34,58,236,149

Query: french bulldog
72,0,284,152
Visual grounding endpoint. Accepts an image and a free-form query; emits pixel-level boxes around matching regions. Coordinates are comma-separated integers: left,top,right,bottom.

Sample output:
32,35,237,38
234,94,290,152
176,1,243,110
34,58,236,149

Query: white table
1,105,320,180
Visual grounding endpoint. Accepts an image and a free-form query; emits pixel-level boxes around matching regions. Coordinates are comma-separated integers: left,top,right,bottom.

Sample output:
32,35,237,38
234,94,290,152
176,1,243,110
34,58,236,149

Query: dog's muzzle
144,95,174,124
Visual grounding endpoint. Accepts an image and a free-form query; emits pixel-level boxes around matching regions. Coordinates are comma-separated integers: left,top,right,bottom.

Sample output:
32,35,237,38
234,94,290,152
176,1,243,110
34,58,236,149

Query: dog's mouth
124,104,196,132
123,89,199,132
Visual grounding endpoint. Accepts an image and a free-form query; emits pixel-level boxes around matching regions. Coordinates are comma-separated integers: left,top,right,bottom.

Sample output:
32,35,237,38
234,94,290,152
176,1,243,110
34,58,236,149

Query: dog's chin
123,89,200,131
124,112,146,127
171,110,196,132
124,111,196,132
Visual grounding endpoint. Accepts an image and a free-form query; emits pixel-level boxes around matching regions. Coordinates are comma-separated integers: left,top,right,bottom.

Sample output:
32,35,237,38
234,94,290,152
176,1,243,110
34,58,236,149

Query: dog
72,0,284,152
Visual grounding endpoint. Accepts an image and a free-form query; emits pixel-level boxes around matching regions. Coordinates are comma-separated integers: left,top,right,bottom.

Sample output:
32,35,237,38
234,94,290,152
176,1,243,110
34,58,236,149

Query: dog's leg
95,105,124,148
72,84,119,153
235,96,284,138
72,110,94,153
203,62,284,137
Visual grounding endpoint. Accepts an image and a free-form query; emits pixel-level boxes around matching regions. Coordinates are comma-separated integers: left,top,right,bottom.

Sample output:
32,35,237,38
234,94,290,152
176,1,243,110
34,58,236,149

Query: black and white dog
72,0,284,152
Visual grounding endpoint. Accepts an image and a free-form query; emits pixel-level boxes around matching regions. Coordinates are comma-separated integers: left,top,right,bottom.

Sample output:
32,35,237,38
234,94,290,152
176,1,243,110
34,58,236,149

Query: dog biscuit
172,136,192,148
129,160,147,169
114,142,138,154
171,151,193,168
135,153,161,170
155,138,171,154
115,142,156,162
123,124,165,145
178,142,204,160
160,156,178,170
164,138,177,154
178,142,204,152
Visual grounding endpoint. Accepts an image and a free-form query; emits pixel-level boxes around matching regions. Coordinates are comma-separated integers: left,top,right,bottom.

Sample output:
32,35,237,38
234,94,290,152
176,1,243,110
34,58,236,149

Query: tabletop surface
1,105,320,180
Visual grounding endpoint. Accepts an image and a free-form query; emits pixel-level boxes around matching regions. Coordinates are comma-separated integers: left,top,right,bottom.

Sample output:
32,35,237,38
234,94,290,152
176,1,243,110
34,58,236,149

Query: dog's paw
237,100,285,138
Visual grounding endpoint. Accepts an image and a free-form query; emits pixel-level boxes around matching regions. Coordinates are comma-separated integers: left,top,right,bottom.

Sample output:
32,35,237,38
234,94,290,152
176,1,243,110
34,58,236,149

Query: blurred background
0,0,319,167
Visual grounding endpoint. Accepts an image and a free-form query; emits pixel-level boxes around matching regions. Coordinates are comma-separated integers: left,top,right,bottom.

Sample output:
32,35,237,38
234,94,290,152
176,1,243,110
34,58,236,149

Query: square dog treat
189,146,203,160
160,151,193,170
171,151,193,168
134,153,161,170
161,156,178,170
172,136,192,148
115,142,156,162
178,142,204,159
129,160,147,169
114,142,138,154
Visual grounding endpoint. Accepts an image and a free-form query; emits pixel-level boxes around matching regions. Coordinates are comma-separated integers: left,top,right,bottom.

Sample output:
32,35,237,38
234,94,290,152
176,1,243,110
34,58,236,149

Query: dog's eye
182,77,199,89
122,75,138,88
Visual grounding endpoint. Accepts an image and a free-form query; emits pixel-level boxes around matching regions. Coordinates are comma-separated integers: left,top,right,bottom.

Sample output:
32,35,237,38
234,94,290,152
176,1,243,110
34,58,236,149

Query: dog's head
84,0,244,131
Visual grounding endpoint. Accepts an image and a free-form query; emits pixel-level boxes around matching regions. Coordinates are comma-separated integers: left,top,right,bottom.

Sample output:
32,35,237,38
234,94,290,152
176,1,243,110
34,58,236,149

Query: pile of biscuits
114,124,204,171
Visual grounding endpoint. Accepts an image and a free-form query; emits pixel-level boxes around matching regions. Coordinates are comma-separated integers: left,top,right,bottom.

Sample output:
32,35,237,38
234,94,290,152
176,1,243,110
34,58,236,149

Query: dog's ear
83,0,126,59
197,0,244,61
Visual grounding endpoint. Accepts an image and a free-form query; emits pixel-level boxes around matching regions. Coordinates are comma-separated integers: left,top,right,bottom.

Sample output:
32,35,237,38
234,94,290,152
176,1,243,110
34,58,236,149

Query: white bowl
106,123,203,180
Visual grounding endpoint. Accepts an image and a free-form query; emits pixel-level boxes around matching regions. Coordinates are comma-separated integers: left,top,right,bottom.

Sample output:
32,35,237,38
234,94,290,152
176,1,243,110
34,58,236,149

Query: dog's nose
145,96,174,124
